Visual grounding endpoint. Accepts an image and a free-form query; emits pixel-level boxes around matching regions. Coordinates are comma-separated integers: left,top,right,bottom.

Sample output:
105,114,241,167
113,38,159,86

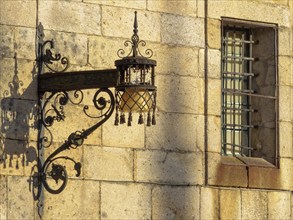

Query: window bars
221,26,257,156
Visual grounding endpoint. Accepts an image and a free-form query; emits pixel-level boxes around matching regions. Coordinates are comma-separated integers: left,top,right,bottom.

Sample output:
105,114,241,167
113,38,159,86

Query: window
221,19,278,165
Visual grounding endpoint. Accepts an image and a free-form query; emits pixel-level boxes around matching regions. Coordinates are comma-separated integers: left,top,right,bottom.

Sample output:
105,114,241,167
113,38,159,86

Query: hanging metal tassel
16,158,19,169
152,114,156,125
114,113,119,126
138,113,144,124
147,111,151,126
128,112,132,126
120,113,126,124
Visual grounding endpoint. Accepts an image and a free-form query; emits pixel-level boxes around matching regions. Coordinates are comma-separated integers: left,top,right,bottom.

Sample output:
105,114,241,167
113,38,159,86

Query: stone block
147,0,197,17
84,0,146,9
152,186,200,219
279,56,291,86
102,113,145,149
279,121,293,158
146,112,198,152
255,0,288,5
279,28,292,56
135,150,203,185
195,115,205,152
207,49,221,79
208,79,221,116
102,6,160,42
0,58,38,100
207,116,221,153
43,31,88,66
0,175,7,220
0,25,14,59
42,179,100,219
220,189,241,220
198,49,205,78
241,190,268,220
154,44,199,77
101,182,151,219
279,85,291,122
39,1,101,35
208,19,221,50
161,14,204,47
7,176,34,219
268,191,291,220
84,146,133,181
156,75,204,114
207,152,248,187
200,187,219,220
14,27,36,60
208,1,290,27
0,0,36,27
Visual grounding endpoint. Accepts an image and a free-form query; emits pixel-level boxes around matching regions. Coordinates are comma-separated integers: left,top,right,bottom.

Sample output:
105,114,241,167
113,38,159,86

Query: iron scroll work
35,11,156,215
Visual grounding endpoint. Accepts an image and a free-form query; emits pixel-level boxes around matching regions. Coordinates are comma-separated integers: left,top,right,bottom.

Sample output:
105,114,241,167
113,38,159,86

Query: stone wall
0,0,292,219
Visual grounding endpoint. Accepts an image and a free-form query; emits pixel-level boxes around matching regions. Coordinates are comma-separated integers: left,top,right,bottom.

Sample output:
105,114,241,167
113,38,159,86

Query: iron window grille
221,19,278,164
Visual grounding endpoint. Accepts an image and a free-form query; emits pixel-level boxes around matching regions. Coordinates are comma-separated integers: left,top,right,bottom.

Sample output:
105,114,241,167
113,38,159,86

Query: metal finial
133,11,138,35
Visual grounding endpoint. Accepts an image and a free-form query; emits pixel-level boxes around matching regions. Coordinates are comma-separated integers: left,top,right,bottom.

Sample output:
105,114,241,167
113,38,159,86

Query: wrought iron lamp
35,11,156,216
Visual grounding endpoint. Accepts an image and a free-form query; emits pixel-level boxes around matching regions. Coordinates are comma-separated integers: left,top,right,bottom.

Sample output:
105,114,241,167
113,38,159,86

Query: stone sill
221,156,276,168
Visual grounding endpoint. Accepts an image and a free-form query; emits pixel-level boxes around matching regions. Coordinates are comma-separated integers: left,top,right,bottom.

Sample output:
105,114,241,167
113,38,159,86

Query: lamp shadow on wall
0,53,38,182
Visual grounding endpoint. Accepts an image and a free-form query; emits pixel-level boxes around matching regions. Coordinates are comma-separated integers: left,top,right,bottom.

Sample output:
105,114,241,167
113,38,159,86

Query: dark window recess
221,19,278,165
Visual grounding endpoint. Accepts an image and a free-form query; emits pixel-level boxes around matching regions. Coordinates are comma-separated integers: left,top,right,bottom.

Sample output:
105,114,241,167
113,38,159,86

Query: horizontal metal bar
223,56,257,61
222,71,255,77
223,123,256,128
38,69,118,93
222,107,257,112
223,88,255,94
223,143,254,150
223,39,256,44
223,89,277,100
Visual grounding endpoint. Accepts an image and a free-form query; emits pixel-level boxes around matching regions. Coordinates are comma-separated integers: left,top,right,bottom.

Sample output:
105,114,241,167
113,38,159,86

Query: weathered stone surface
0,175,7,219
208,1,290,27
153,44,199,77
39,1,101,35
242,190,268,220
84,146,133,181
0,25,14,59
200,187,219,220
0,1,36,27
279,28,292,56
161,14,204,47
14,27,36,60
268,191,291,220
147,0,197,17
198,49,205,78
156,75,204,114
220,189,241,220
208,19,221,50
44,31,88,66
195,115,205,152
279,85,291,122
146,112,198,152
279,121,293,158
207,153,248,187
207,116,221,153
207,49,221,79
7,176,34,219
101,182,151,219
0,58,38,100
279,56,292,86
152,186,199,219
208,79,221,116
102,6,160,42
135,150,203,184
43,179,100,219
84,0,146,9
102,114,145,148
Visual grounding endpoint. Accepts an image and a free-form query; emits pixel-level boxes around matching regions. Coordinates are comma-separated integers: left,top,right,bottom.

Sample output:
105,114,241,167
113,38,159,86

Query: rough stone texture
0,25,14,59
207,116,221,153
208,79,221,116
207,1,290,27
207,49,221,79
135,150,203,185
147,0,197,17
14,27,36,61
279,85,292,122
84,0,146,9
7,176,34,219
146,112,198,152
102,6,160,42
200,187,219,220
220,189,241,220
101,182,151,219
207,19,221,50
279,56,292,86
152,186,199,219
268,191,291,220
279,121,293,158
242,190,268,220
102,115,145,148
84,146,133,181
42,179,100,219
0,175,7,220
279,28,292,56
161,14,204,47
156,75,204,114
0,1,36,27
39,1,101,35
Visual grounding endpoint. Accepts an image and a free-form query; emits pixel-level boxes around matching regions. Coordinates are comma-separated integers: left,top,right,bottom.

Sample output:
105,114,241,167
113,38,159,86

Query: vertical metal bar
248,29,253,157
232,28,236,156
